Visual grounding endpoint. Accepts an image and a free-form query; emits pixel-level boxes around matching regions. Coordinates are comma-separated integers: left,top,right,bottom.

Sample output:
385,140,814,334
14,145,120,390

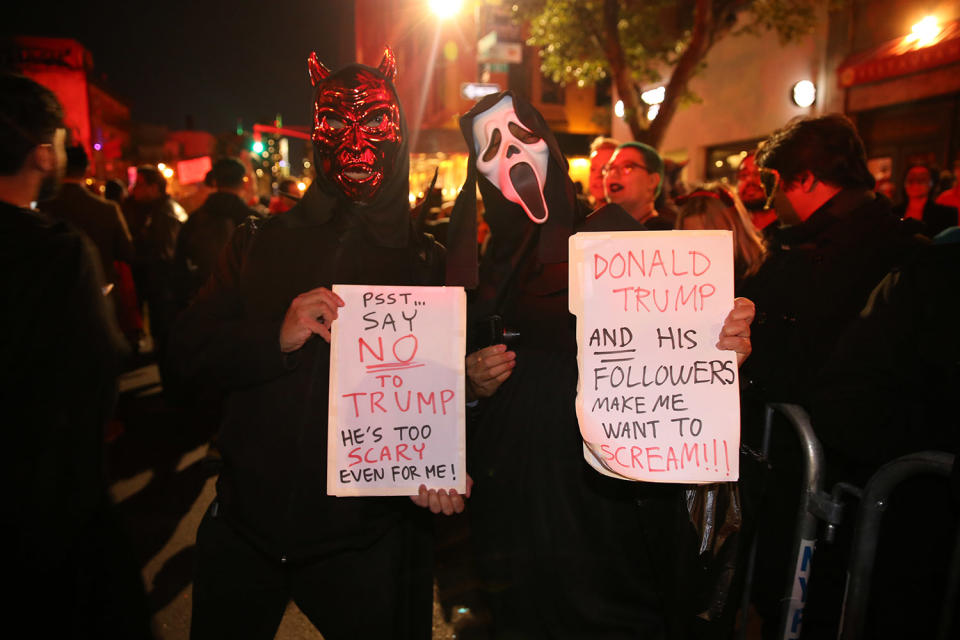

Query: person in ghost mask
446,91,754,639
170,48,464,640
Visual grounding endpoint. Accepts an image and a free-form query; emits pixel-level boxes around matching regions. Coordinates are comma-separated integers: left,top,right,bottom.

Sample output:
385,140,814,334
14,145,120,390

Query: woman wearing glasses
601,141,674,230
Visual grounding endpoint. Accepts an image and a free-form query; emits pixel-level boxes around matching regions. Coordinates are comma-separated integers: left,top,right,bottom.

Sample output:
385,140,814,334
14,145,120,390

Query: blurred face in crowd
603,147,660,219
36,128,67,202
131,179,161,202
589,145,615,203
874,178,895,200
312,68,402,203
737,153,765,210
904,166,932,201
772,169,843,225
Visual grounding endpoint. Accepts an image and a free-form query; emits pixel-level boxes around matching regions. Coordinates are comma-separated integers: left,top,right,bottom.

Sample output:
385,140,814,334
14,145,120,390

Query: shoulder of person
579,203,644,232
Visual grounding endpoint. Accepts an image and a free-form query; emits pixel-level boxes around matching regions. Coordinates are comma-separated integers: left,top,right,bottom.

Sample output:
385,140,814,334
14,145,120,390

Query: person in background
39,145,138,357
676,182,765,288
874,176,895,201
175,157,261,307
123,164,187,383
737,151,778,230
587,136,618,207
809,227,960,640
104,178,127,205
893,163,958,238
0,72,150,639
602,141,673,229
268,177,301,214
38,144,135,301
740,113,923,639
935,158,960,210
102,177,141,350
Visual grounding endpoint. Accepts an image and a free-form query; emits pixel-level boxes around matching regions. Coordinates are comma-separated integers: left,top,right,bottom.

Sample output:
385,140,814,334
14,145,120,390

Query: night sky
7,0,355,133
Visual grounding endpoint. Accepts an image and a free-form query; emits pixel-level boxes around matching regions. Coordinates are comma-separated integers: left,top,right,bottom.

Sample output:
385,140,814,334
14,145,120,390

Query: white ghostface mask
472,96,550,224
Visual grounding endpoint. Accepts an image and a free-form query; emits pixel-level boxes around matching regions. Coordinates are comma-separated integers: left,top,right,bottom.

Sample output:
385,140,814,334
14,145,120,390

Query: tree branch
602,0,644,141
647,0,715,146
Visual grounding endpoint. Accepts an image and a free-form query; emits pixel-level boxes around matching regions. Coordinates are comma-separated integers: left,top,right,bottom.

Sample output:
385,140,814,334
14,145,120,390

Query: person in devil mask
169,48,465,640
445,91,755,639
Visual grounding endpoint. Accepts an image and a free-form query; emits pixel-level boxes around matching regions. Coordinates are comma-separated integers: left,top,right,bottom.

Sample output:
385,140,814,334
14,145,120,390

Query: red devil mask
309,48,402,203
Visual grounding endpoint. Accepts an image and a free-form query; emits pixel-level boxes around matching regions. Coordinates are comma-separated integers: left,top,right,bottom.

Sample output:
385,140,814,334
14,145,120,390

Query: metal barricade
738,403,848,640
838,451,958,640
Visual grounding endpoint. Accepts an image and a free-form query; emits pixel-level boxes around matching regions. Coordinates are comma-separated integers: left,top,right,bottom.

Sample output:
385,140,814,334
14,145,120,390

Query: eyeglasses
602,162,650,177
758,167,781,211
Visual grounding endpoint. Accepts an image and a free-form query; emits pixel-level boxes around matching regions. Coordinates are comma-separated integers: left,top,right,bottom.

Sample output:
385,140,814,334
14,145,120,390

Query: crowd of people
2,39,958,640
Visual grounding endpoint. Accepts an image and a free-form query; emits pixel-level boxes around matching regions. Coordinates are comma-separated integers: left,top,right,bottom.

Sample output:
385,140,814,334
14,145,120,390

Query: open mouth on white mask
509,162,547,223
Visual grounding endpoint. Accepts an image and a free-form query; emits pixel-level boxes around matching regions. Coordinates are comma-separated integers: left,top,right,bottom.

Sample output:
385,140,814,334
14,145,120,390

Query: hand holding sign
280,286,344,350
410,475,474,515
717,298,755,366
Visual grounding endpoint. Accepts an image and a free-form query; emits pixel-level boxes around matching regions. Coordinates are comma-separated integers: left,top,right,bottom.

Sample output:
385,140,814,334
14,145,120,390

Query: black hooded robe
169,62,442,640
448,92,666,639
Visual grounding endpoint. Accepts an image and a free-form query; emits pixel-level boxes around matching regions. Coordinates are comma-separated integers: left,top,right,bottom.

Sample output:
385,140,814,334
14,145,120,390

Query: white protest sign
327,285,466,496
569,230,740,483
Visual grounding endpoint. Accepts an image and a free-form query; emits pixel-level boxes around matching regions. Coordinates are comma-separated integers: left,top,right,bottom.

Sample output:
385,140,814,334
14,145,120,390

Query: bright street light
792,80,816,108
906,16,941,47
429,0,462,19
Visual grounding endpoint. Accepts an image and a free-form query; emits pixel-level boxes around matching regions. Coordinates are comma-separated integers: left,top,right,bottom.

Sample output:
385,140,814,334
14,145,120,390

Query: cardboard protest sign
569,230,739,483
327,285,466,496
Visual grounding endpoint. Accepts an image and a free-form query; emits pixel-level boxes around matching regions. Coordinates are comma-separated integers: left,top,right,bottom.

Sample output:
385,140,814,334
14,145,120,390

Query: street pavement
107,362,476,639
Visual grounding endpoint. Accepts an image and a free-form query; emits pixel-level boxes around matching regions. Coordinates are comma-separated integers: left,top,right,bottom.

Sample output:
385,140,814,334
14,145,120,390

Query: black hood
446,90,579,288
311,62,412,249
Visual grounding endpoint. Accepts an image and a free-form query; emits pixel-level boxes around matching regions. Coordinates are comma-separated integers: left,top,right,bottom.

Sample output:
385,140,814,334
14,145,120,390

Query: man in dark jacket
0,73,150,639
123,165,186,380
175,156,260,308
739,114,923,639
809,235,960,639
38,144,136,351
38,144,135,289
170,49,463,640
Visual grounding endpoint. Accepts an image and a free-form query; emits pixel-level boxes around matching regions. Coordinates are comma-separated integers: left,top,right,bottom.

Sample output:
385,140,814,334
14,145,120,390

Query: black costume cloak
447,92,665,639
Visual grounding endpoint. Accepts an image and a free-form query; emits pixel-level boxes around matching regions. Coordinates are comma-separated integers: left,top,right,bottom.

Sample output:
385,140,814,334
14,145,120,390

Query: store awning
838,18,960,88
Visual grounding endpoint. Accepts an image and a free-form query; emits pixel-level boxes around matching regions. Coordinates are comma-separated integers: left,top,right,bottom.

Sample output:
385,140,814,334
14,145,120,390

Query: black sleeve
6,227,126,565
808,267,914,466
168,221,297,390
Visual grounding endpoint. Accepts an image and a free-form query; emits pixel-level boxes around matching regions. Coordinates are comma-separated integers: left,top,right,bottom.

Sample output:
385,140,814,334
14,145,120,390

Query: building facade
3,36,132,182
612,0,960,192
354,0,609,203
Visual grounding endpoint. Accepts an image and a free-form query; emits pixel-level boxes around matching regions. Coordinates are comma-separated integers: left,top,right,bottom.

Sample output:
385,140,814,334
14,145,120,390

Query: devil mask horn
378,47,398,83
307,52,331,87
